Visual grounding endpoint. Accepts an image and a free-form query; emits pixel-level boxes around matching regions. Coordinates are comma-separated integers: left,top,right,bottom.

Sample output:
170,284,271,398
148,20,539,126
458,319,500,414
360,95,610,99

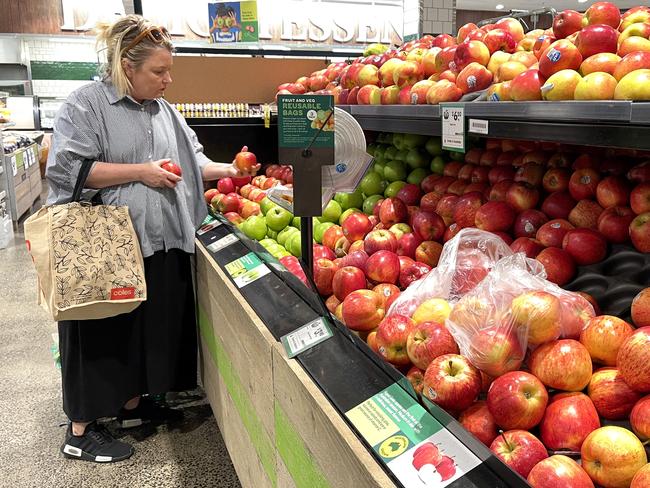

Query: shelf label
346,384,481,487
469,118,489,135
197,220,222,236
281,317,333,358
206,233,238,253
11,156,17,176
441,104,466,153
225,252,271,288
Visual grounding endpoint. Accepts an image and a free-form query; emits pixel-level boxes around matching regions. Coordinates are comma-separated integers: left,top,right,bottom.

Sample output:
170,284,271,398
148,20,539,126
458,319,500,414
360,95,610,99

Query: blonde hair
95,15,173,98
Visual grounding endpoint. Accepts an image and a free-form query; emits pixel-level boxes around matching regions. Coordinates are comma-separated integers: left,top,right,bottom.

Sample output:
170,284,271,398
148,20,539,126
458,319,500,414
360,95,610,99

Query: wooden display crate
196,244,395,488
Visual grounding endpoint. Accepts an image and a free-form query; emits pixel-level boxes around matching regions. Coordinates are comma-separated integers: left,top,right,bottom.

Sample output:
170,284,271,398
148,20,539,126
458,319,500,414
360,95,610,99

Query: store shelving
340,101,650,150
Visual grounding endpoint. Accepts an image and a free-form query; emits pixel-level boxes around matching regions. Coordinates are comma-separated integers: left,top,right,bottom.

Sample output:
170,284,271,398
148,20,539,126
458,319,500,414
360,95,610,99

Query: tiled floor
0,193,242,487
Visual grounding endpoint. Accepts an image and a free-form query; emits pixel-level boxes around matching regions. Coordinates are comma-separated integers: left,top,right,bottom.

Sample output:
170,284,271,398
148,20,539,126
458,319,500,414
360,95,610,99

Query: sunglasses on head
121,26,170,54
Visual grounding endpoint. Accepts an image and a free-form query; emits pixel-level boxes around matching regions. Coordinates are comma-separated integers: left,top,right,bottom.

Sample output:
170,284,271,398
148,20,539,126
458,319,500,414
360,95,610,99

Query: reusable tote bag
24,162,146,321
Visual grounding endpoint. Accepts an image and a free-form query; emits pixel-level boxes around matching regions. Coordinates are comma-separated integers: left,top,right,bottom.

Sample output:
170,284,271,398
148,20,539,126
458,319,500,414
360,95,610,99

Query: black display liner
564,244,650,323
196,216,528,488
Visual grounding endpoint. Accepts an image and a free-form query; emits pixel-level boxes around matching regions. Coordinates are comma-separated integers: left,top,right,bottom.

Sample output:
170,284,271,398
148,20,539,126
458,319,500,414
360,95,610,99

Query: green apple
265,243,284,256
403,133,427,149
376,133,388,144
384,146,398,161
430,156,445,174
314,222,335,243
340,208,361,225
425,137,443,156
405,149,428,169
374,144,388,159
320,200,342,223
407,168,429,185
383,160,407,182
373,160,386,178
259,197,277,215
360,172,386,196
266,206,293,231
276,249,291,258
363,195,383,215
286,232,302,257
384,181,407,198
450,151,465,162
292,217,301,229
259,238,277,248
242,215,267,241
278,226,300,247
266,228,279,239
394,149,409,162
366,143,377,156
392,133,405,150
335,189,364,211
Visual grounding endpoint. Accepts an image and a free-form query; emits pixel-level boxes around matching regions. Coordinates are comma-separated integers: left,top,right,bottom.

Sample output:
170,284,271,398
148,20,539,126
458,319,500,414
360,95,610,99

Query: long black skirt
58,249,198,422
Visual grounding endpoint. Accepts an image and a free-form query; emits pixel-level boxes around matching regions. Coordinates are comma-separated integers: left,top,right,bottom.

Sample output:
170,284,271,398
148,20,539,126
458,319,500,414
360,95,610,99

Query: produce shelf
338,101,650,150
195,217,528,488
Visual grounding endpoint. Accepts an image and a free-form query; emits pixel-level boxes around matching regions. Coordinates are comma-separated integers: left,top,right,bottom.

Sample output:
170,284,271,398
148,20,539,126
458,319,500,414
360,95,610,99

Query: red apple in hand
234,151,258,173
588,367,642,419
487,371,549,431
529,339,592,392
406,321,459,370
490,430,548,478
540,392,600,451
341,289,385,332
459,400,498,446
528,455,595,488
161,161,182,177
581,426,648,488
423,354,481,412
376,314,415,366
618,327,650,393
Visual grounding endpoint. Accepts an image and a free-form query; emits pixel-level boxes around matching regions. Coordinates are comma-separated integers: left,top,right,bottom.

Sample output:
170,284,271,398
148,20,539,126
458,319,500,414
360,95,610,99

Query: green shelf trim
198,304,278,487
30,61,99,81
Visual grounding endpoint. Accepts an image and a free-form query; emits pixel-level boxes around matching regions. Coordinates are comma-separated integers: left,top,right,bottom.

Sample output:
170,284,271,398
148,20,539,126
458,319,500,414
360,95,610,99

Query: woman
46,15,258,463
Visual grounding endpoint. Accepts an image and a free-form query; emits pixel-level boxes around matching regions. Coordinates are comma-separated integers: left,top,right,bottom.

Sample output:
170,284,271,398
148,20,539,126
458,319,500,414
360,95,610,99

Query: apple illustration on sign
411,442,458,485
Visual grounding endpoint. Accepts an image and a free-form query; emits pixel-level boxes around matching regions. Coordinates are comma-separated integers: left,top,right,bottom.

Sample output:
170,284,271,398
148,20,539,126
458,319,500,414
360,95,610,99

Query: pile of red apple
276,3,650,104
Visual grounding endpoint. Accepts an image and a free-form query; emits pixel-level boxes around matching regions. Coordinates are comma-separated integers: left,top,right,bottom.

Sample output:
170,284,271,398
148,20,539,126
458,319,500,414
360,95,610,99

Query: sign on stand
346,384,481,487
225,252,271,288
441,104,466,153
277,94,334,217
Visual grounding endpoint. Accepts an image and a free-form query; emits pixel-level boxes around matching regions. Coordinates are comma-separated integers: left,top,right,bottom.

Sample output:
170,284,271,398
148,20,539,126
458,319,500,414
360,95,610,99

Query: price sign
441,104,466,153
225,252,271,288
197,220,222,236
281,318,333,358
206,233,238,253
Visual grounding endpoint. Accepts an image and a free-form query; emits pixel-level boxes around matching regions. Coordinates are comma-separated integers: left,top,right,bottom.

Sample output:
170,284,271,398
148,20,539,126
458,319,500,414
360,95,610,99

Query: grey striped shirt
46,80,210,258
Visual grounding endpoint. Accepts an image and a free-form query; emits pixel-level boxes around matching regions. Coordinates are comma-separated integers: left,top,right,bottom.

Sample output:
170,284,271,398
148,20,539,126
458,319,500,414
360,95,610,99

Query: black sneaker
61,422,133,463
117,396,184,429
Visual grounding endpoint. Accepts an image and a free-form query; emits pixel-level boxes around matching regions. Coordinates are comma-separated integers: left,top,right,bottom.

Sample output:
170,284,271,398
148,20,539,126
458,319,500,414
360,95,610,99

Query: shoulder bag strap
70,161,94,203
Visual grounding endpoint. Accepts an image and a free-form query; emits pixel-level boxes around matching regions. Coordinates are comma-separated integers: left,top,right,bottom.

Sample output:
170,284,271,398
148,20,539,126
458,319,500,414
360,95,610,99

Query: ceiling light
578,0,588,3
496,4,505,10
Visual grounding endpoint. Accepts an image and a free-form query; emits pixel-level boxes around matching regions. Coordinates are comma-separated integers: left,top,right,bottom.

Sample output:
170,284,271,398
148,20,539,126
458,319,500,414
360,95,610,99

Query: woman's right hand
139,159,182,188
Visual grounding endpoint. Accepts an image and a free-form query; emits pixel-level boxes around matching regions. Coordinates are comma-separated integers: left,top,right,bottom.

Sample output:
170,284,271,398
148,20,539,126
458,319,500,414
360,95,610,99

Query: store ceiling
457,0,641,12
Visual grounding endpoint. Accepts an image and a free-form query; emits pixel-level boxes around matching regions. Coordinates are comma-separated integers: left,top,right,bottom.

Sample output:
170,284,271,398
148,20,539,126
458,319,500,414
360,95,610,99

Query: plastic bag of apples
387,228,514,318
446,252,597,378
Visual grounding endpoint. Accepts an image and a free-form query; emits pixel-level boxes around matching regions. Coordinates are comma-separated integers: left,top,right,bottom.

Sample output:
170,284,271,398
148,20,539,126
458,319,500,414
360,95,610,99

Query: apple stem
499,432,512,452
643,439,650,447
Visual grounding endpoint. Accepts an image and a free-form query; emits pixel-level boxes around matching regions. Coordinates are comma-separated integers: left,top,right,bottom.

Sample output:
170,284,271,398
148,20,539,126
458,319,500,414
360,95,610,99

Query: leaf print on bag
56,276,71,301
71,263,88,281
115,237,134,256
72,285,93,303
59,236,79,252
54,250,72,274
